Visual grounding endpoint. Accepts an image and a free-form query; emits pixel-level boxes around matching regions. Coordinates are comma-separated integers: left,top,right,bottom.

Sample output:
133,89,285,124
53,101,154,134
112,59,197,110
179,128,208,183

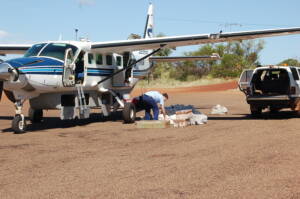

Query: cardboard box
136,120,170,129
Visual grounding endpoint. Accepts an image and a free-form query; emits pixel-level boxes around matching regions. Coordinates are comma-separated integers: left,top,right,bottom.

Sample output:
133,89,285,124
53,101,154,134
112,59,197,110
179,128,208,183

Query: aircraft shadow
1,112,127,134
0,116,14,120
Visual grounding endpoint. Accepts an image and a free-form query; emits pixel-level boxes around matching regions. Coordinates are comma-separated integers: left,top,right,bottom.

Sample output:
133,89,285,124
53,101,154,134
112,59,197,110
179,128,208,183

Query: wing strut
96,46,164,85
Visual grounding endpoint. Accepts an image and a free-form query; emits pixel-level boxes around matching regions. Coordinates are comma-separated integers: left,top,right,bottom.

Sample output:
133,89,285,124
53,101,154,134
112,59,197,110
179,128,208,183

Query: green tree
187,40,265,78
278,58,300,66
151,38,265,81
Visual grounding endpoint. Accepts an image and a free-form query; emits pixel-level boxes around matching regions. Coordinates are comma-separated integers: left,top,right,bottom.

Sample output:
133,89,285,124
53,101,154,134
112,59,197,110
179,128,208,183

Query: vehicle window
24,43,47,57
88,53,94,64
291,68,299,80
106,55,112,65
96,54,103,65
39,43,78,61
116,56,122,66
240,70,253,82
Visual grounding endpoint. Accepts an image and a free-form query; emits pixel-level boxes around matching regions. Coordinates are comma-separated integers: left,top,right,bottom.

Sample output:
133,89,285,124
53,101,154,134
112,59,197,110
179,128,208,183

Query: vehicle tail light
290,86,296,95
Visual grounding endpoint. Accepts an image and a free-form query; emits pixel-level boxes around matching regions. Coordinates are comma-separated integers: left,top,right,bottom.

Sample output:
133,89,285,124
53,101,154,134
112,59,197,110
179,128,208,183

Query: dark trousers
140,94,159,120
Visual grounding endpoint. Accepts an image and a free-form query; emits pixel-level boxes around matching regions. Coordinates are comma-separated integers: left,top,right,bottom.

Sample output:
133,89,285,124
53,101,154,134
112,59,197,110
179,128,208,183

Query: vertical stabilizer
143,4,154,38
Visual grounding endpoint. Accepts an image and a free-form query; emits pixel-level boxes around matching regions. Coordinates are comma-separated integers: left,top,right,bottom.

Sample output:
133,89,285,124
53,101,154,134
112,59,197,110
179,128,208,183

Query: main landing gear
123,102,136,123
12,100,26,134
28,108,43,123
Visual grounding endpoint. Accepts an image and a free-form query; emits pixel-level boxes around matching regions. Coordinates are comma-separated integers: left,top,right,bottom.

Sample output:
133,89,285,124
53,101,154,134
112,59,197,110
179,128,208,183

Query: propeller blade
0,81,3,101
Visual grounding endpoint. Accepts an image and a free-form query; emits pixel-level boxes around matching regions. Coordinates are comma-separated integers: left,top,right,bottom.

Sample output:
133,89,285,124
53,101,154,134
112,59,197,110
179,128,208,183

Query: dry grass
136,77,237,88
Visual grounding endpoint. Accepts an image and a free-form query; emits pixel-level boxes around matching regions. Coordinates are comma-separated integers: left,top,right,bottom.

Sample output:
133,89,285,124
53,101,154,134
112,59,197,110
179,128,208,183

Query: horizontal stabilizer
149,54,220,62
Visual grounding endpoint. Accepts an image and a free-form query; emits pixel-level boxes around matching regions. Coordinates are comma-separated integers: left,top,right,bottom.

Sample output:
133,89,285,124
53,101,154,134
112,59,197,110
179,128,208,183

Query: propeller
0,62,18,102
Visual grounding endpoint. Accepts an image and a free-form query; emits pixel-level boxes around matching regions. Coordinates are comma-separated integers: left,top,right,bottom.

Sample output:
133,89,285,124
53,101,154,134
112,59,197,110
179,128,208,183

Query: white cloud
0,30,8,39
78,0,95,7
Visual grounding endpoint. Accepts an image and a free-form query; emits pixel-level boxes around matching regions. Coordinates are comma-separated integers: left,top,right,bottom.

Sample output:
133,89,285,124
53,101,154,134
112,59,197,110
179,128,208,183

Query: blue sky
1,0,300,64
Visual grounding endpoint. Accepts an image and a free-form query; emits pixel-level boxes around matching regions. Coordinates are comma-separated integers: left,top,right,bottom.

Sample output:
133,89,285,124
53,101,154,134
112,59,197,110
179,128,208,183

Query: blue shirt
145,91,164,106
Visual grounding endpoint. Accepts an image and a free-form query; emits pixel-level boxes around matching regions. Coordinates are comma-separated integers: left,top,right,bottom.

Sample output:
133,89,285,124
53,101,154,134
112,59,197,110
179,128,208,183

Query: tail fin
143,4,154,38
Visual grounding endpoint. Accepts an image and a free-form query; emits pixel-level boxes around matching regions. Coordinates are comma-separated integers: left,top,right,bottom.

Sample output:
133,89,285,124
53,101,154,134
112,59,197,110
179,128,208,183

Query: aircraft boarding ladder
76,85,90,119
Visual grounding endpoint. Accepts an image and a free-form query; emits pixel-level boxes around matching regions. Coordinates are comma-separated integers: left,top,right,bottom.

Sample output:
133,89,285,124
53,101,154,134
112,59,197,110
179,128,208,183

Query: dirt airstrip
0,81,300,199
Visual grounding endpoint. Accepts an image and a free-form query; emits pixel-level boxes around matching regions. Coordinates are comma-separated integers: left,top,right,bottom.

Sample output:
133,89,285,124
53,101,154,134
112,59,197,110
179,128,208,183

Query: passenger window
96,54,103,65
88,53,94,64
291,68,299,80
106,55,113,65
116,56,122,66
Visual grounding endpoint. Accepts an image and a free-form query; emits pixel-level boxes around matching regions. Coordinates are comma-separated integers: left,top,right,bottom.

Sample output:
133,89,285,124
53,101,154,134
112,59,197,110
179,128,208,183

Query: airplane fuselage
2,41,153,107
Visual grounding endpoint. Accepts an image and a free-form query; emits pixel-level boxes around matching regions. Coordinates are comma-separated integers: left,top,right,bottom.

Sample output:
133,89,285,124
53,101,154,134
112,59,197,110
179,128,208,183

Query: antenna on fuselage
75,29,79,41
58,33,63,41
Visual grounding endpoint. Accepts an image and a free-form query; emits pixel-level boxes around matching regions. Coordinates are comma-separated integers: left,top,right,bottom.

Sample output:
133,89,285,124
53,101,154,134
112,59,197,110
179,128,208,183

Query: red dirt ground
1,81,300,199
132,81,238,96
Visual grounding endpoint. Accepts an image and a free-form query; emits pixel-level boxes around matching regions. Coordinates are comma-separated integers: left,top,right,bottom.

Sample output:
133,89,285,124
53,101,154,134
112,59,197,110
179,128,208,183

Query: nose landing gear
12,100,26,134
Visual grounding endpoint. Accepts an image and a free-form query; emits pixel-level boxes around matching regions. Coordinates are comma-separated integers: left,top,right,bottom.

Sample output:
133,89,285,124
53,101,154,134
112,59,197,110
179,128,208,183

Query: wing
91,27,300,53
0,44,32,55
149,54,220,62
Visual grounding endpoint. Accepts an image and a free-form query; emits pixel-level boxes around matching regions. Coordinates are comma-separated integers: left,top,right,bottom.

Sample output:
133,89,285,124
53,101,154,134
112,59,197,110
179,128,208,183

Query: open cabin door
112,54,126,87
238,69,253,93
63,48,76,87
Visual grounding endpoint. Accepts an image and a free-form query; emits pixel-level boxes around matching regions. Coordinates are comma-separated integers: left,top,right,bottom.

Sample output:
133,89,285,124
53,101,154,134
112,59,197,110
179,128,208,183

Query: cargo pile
160,104,208,127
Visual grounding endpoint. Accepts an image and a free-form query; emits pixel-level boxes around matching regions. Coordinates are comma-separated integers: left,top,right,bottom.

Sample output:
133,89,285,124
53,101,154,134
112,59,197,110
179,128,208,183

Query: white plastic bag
211,104,228,115
190,113,208,125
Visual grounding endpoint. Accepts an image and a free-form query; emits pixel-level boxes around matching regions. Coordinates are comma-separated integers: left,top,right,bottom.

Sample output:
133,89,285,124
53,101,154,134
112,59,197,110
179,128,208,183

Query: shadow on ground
1,112,129,134
209,111,299,121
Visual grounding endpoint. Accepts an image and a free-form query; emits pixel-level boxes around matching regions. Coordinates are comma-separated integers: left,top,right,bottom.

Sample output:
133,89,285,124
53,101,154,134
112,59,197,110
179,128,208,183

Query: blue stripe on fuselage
19,67,114,76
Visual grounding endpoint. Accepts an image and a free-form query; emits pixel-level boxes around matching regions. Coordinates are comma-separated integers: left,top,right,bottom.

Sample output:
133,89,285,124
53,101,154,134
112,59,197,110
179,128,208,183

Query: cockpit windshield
24,43,46,57
39,43,78,61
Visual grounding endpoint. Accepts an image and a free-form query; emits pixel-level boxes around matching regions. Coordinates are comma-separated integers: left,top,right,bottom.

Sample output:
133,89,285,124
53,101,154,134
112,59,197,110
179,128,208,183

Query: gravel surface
0,88,300,199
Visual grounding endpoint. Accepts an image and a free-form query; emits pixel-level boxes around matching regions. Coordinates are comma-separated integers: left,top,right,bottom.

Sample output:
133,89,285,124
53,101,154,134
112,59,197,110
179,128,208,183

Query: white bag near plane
211,104,228,115
190,113,208,125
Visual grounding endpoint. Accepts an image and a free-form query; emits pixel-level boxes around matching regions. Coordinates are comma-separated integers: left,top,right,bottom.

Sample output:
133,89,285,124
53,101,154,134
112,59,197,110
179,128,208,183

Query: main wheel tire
123,103,136,123
28,108,43,123
12,114,26,134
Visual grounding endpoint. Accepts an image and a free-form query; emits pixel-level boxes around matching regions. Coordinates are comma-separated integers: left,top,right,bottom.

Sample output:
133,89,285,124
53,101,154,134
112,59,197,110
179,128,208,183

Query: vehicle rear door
291,67,300,95
238,69,254,93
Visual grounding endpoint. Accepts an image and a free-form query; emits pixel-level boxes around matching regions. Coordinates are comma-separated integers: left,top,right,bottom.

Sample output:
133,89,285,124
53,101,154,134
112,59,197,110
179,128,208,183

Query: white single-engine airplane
0,4,300,133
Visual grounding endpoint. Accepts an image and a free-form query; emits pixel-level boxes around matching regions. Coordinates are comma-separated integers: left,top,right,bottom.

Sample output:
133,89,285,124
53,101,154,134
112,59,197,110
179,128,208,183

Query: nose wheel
12,114,26,134
12,100,27,134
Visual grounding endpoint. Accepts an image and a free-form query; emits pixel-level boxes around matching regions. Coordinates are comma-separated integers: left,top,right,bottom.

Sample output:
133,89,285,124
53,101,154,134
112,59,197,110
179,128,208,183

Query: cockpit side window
24,43,47,57
39,43,78,61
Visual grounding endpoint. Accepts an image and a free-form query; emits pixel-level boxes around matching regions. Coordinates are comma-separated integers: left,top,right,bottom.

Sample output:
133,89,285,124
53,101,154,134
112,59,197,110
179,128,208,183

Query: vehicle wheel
12,114,26,134
123,103,136,123
28,108,43,123
250,105,262,117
